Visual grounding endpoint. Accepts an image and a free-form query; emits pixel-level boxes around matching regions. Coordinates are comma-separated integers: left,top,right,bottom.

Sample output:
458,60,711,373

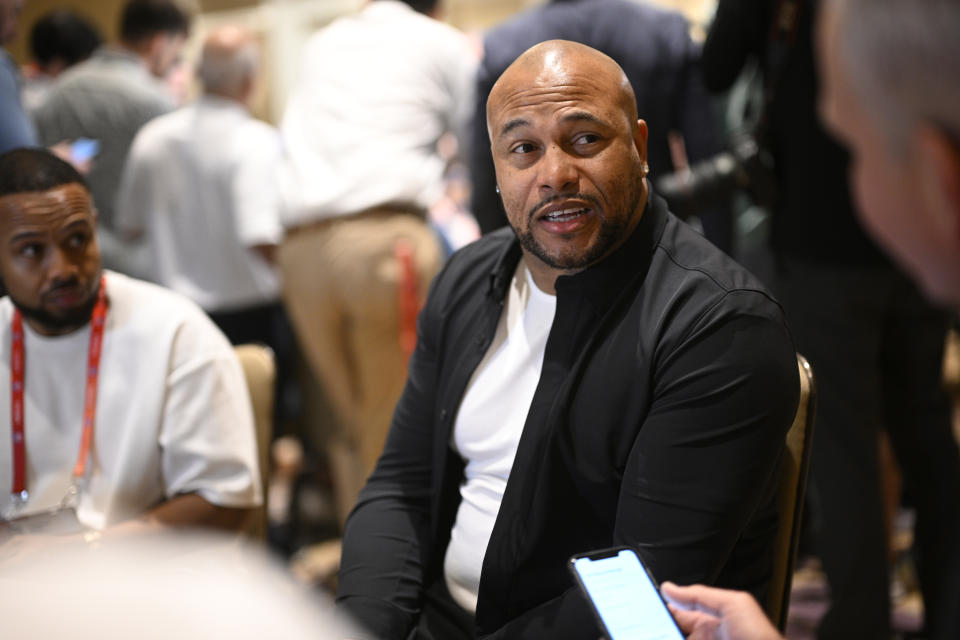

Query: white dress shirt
278,0,477,226
115,96,282,312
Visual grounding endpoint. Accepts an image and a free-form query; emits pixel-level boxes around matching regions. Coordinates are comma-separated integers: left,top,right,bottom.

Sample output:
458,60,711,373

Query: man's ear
914,124,960,248
634,119,649,170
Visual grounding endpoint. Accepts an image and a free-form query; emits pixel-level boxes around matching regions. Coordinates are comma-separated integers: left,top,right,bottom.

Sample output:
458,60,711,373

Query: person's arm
154,314,263,531
335,269,448,639
661,582,783,640
145,493,251,530
482,299,799,639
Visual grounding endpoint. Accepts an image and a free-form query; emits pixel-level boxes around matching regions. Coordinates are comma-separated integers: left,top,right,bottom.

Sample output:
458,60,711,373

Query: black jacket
338,194,799,638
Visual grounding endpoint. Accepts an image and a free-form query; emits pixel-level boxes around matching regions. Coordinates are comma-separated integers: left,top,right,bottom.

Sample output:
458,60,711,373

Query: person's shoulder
130,106,188,151
651,211,785,321
106,272,222,337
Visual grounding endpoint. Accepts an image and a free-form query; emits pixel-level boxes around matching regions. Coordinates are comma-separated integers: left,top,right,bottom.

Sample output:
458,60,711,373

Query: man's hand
660,582,783,640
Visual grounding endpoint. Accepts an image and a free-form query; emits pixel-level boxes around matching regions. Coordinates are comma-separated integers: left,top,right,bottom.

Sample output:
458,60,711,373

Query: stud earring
495,185,501,194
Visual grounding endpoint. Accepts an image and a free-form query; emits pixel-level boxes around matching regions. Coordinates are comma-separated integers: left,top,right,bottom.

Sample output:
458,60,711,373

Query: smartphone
569,546,685,640
70,138,100,164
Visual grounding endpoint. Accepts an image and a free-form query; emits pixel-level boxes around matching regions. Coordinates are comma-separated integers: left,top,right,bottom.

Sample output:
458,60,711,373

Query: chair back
234,343,276,540
765,353,816,630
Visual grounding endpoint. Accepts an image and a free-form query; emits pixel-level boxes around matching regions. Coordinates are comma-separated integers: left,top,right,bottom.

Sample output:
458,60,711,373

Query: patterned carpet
784,556,925,640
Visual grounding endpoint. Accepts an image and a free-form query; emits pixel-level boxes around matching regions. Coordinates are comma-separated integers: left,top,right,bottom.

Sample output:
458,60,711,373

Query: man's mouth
43,285,87,308
541,206,590,222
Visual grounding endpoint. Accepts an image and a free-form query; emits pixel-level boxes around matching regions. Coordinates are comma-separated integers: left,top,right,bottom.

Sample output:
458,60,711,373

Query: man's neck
23,315,89,337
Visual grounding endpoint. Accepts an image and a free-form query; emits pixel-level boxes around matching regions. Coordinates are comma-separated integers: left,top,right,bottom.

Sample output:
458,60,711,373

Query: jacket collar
485,188,670,309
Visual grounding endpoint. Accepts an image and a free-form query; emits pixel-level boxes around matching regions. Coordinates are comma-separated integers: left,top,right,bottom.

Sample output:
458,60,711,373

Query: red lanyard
9,276,108,505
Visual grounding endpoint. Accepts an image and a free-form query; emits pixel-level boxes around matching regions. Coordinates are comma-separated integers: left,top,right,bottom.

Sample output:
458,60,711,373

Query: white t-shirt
0,271,262,530
278,0,478,224
444,262,557,612
115,96,282,312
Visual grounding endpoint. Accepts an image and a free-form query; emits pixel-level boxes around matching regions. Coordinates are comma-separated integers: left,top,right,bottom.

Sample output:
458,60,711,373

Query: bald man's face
487,46,648,283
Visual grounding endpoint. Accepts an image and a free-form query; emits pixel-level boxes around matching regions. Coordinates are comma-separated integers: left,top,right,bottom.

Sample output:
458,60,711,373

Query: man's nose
47,247,79,284
539,144,579,195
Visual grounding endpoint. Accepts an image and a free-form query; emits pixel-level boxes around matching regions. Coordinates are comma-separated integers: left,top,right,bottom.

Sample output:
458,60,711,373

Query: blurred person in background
0,0,37,153
32,0,190,278
0,148,261,543
816,0,960,635
470,0,731,253
2,530,358,639
20,9,102,114
702,0,960,638
115,25,293,429
277,0,477,526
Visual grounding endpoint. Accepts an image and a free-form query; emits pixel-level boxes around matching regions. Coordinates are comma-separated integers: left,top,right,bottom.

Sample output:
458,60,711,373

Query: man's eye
19,244,42,258
66,233,89,249
573,133,600,146
511,142,536,155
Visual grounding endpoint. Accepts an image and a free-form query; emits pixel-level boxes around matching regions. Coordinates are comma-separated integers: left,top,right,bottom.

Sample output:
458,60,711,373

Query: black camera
655,130,777,219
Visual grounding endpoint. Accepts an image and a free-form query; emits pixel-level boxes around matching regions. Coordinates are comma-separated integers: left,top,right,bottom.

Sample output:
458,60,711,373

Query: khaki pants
279,210,441,525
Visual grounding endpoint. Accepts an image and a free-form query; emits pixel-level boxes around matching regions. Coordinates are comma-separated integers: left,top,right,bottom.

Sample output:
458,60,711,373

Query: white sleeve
232,124,285,248
158,312,263,508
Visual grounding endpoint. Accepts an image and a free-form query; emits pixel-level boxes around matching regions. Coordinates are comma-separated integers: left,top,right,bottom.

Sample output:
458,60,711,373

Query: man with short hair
32,0,190,276
0,148,261,534
21,9,103,113
816,0,960,637
116,25,283,351
337,40,799,640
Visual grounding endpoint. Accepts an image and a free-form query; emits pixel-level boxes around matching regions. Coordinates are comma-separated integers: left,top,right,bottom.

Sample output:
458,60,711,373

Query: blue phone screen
573,549,684,640
70,138,100,164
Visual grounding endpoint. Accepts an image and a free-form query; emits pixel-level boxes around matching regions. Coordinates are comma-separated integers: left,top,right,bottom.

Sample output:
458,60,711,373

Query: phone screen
571,548,684,640
70,138,100,164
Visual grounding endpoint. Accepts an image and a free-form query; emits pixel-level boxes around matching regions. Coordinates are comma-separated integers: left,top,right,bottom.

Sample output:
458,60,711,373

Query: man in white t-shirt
0,147,261,537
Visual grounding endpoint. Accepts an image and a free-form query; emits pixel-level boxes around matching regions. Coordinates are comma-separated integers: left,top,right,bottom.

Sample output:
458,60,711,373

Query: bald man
115,25,284,354
337,41,799,640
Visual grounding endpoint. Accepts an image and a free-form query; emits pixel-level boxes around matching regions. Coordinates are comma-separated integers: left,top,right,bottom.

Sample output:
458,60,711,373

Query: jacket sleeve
616,297,799,589
482,294,799,639
335,281,445,640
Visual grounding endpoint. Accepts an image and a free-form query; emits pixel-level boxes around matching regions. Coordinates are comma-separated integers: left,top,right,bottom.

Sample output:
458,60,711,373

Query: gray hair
829,0,960,150
197,35,258,95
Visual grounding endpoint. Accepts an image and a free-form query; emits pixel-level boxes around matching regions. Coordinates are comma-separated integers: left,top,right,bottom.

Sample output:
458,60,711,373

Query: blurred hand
660,582,782,640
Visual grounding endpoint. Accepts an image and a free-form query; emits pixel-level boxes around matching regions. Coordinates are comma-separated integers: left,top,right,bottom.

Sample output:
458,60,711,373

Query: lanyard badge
6,276,108,519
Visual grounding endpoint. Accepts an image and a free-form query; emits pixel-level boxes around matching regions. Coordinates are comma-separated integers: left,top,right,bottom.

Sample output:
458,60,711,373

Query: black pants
777,257,960,640
209,302,298,433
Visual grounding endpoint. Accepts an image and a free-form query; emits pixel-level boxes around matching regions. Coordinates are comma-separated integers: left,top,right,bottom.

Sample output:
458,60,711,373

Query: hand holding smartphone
569,546,685,640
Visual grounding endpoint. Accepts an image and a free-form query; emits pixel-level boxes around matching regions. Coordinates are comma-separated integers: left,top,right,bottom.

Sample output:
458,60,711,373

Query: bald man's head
484,40,649,291
198,25,259,101
487,40,638,138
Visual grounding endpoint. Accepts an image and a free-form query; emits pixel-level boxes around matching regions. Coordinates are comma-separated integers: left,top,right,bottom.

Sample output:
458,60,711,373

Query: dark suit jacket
470,0,728,248
337,194,799,639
